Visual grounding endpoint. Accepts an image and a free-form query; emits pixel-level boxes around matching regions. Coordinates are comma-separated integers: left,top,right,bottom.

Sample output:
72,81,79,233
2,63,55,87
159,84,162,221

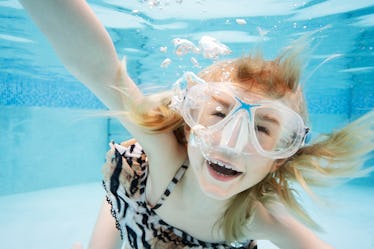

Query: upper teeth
209,159,233,170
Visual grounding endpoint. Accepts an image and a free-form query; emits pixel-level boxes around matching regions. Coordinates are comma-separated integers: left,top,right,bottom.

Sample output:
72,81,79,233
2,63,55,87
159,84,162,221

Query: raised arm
19,0,141,111
20,0,187,199
19,0,185,157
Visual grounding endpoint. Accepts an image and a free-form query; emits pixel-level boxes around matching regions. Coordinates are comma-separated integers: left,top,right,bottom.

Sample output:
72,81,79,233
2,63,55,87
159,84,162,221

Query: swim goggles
170,72,310,159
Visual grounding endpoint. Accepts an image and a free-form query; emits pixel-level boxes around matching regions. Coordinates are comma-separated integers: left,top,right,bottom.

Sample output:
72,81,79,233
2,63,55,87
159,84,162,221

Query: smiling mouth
207,159,242,177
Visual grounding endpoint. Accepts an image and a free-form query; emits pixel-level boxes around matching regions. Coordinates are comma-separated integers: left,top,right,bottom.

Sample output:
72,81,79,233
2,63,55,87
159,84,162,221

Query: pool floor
0,183,373,249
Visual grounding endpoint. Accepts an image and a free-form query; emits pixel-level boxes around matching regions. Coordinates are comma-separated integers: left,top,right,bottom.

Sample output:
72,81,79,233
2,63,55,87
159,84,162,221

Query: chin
197,177,237,200
189,158,241,200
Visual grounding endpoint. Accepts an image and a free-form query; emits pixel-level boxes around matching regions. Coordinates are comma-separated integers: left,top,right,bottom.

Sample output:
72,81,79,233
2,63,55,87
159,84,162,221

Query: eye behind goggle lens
253,107,305,156
182,84,307,159
184,85,238,128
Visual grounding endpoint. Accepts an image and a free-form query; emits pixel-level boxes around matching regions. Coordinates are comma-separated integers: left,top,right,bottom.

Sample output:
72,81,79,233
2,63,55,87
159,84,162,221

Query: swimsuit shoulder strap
152,161,189,210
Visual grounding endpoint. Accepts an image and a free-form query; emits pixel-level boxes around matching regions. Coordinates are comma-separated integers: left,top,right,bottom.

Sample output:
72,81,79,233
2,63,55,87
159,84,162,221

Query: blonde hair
117,44,374,242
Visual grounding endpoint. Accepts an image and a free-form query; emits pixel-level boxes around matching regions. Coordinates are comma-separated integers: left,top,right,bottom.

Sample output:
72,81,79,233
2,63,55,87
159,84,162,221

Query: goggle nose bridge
219,99,262,153
232,97,261,121
220,113,248,153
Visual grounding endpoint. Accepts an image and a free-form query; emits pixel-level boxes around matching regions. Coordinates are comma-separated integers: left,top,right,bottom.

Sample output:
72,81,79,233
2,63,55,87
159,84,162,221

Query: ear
184,125,191,142
270,159,286,173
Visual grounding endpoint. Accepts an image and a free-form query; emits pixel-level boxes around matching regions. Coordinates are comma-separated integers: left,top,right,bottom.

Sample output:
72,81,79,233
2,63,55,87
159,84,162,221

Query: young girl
20,1,373,249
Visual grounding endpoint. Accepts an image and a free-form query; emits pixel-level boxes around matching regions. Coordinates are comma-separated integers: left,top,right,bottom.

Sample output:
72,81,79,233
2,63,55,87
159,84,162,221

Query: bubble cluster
198,35,231,59
159,36,231,68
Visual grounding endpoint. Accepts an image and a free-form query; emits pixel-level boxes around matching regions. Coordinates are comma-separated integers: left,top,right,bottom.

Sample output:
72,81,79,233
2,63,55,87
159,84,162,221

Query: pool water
0,0,373,248
0,183,373,249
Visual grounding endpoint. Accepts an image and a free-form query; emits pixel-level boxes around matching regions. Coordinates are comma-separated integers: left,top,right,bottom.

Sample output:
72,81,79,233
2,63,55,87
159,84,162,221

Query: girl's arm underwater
19,0,128,111
86,199,123,249
68,200,122,249
247,201,334,249
19,1,186,248
19,0,184,166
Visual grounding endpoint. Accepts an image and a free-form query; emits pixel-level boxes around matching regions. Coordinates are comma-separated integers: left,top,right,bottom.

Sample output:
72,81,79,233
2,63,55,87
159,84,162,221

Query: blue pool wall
1,60,373,196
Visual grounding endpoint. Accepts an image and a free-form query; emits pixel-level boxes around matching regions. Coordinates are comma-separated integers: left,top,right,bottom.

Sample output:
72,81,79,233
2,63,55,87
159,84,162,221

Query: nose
219,111,256,154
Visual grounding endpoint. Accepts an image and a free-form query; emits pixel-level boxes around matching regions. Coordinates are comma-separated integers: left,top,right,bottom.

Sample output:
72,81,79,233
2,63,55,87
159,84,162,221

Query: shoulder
103,140,148,182
244,201,333,249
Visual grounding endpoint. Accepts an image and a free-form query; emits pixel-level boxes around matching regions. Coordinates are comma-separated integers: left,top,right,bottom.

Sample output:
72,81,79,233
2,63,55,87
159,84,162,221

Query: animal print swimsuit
103,142,258,249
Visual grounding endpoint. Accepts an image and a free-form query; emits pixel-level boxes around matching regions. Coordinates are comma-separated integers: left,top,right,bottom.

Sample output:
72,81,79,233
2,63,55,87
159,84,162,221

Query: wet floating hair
235,46,303,98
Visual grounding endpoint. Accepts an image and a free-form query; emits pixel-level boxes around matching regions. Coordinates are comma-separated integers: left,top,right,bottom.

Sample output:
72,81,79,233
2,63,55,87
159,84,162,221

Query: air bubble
190,57,201,68
198,36,231,59
160,46,168,53
173,38,200,56
160,58,172,68
235,19,247,25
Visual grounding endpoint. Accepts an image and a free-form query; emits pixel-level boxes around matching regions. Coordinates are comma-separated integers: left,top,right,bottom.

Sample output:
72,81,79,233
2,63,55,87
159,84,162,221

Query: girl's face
183,84,302,200
178,64,305,200
184,87,276,200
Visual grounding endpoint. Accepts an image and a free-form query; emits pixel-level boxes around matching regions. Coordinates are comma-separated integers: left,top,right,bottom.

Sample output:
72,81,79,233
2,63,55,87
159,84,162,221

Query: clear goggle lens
181,82,308,159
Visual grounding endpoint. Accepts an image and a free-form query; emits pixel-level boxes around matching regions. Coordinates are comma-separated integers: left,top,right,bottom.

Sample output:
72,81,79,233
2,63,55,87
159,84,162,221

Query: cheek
187,143,204,169
242,159,275,184
257,159,275,174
